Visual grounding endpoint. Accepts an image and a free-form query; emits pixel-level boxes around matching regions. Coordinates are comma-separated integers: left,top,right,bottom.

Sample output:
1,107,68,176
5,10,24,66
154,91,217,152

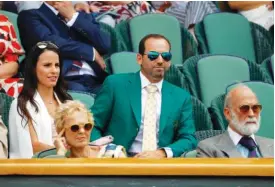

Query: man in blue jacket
18,1,110,94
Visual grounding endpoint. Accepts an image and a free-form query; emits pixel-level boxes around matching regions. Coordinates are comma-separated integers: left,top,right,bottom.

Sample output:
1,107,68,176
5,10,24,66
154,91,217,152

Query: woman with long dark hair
9,41,72,158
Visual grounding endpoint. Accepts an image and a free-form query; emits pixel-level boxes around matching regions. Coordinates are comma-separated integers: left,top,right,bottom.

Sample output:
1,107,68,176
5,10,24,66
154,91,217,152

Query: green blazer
90,72,197,157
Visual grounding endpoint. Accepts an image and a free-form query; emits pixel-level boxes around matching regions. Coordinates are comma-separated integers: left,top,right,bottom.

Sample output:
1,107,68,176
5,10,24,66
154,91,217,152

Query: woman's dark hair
17,41,72,125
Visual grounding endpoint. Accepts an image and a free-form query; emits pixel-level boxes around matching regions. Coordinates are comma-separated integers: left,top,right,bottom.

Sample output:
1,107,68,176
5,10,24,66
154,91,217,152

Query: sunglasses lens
147,51,159,61
84,123,93,131
239,105,250,113
161,52,172,61
252,105,262,113
70,125,79,132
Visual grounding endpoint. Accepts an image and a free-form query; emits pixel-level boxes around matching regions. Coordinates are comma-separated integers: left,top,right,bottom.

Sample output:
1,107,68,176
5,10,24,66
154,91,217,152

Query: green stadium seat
195,13,273,64
114,14,198,65
110,52,140,74
0,93,14,128
260,55,274,82
68,91,95,109
182,54,273,107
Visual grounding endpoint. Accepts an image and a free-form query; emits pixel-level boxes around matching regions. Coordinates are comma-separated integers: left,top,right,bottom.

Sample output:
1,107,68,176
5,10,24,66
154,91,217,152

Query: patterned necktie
142,84,158,152
239,136,258,158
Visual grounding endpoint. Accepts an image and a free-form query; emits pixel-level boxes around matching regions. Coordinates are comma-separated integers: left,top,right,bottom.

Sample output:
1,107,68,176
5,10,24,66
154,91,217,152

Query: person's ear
224,107,231,121
137,53,143,66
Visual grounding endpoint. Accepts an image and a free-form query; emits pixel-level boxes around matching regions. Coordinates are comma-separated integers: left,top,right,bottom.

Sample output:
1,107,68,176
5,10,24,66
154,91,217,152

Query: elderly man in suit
18,1,110,94
197,85,274,158
0,116,8,158
90,34,197,158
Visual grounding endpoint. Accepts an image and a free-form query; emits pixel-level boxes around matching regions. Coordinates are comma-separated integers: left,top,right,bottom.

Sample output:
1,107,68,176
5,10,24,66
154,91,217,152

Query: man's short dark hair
138,34,171,54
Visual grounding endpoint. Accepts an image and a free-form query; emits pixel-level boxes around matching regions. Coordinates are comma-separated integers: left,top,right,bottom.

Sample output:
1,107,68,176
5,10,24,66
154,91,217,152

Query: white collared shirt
128,72,173,158
227,126,261,157
44,2,96,77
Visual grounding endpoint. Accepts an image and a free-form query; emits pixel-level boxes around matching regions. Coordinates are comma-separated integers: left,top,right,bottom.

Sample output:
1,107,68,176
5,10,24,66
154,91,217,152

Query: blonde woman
54,100,126,158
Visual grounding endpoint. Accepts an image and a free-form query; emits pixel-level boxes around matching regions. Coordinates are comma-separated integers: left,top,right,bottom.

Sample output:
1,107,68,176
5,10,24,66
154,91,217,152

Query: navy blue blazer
18,3,110,78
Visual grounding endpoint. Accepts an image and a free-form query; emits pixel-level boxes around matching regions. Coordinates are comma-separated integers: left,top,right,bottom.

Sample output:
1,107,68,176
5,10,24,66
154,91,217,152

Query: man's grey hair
224,83,252,109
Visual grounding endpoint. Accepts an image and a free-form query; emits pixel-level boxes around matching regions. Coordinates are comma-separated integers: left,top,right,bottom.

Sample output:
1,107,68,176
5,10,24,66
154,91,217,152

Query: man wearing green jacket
91,34,197,158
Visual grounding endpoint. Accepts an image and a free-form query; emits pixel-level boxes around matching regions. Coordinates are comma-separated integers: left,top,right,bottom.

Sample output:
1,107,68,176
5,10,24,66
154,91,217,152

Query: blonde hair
54,100,94,134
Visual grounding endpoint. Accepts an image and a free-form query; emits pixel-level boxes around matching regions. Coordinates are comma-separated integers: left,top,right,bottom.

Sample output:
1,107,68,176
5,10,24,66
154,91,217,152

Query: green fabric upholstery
227,81,274,139
68,91,95,109
250,23,274,64
197,55,250,107
110,52,140,74
0,93,14,128
195,14,273,64
191,96,213,131
129,13,183,65
114,18,198,64
271,55,274,73
260,55,274,82
209,94,226,130
0,10,25,64
32,148,57,158
109,52,189,90
203,13,256,62
195,130,225,142
182,54,273,105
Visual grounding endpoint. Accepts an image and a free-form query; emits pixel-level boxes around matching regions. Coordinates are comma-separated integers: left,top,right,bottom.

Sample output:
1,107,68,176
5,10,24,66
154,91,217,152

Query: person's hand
54,129,70,155
266,2,273,11
134,149,167,159
74,2,90,13
94,49,107,70
53,1,76,22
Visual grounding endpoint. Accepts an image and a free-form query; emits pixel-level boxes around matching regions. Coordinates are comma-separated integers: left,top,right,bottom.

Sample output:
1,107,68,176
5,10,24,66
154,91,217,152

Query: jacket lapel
215,132,242,157
128,72,142,127
256,136,274,157
159,81,173,136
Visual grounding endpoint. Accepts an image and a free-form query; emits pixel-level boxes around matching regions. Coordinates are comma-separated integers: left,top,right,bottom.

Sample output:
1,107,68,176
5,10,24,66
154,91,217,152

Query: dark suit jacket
18,3,110,77
90,72,197,157
196,131,274,158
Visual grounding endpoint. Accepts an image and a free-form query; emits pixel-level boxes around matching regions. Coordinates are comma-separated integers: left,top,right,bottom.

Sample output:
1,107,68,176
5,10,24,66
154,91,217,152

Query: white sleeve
66,12,79,27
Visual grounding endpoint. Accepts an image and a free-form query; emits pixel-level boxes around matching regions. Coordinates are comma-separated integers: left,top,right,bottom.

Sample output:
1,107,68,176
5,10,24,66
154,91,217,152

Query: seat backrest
271,55,274,74
227,81,274,138
203,13,256,62
0,93,14,128
68,91,95,109
129,14,183,65
197,55,250,107
110,52,140,74
32,148,57,158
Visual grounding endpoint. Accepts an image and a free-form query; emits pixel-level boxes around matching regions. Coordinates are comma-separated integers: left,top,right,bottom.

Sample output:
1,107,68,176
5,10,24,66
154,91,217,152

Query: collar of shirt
227,126,256,146
44,2,59,15
140,71,163,92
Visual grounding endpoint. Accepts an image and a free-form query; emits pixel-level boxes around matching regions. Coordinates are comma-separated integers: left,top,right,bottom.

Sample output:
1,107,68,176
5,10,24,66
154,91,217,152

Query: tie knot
146,84,158,93
239,136,257,151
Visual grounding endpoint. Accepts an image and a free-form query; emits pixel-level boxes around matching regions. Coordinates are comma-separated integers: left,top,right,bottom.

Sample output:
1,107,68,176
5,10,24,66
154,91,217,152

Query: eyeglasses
68,123,93,133
143,51,172,62
239,104,262,114
36,41,58,49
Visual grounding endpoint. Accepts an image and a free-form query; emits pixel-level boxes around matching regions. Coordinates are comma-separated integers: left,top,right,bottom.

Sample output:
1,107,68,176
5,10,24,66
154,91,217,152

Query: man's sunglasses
143,51,172,62
69,123,93,133
239,104,262,114
36,41,58,49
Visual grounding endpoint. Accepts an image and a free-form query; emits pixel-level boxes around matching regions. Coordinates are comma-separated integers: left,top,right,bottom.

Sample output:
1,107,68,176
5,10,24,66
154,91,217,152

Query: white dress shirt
44,3,96,77
128,72,173,158
227,126,261,158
